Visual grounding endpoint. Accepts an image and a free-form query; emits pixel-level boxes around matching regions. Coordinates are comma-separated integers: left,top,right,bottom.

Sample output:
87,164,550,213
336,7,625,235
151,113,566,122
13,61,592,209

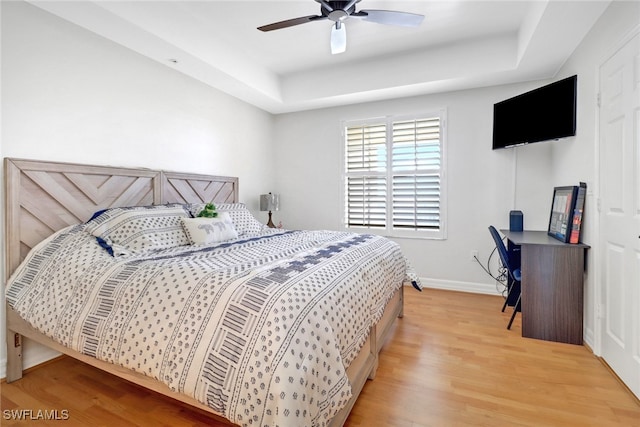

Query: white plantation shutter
391,118,441,230
344,113,446,239
346,176,386,228
345,123,387,228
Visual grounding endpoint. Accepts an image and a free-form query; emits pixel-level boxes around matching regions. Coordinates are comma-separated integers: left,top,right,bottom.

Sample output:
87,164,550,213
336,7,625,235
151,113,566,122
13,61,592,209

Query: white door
599,30,640,399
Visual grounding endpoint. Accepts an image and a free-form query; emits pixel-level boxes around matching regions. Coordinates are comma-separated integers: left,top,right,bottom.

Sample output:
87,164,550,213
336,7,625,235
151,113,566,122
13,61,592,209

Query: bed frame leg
368,325,378,380
6,330,24,382
398,285,404,318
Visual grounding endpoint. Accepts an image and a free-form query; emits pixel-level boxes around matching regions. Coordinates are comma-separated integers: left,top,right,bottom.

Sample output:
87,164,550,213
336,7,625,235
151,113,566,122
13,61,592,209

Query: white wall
1,1,275,192
273,83,557,293
1,1,276,376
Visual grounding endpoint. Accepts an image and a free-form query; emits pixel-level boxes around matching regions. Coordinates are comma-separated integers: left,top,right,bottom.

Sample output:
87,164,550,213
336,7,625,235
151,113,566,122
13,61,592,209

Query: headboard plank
110,176,156,207
23,170,99,221
20,193,75,232
4,158,239,279
161,172,238,204
6,160,22,276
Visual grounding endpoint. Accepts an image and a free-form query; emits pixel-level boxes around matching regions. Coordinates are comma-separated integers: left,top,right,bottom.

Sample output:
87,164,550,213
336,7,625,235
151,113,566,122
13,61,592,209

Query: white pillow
85,204,191,255
181,212,238,245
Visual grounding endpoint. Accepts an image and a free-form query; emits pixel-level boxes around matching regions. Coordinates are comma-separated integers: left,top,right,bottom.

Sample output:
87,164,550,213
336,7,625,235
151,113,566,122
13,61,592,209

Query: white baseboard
583,326,595,352
23,342,61,370
418,277,504,296
1,339,61,380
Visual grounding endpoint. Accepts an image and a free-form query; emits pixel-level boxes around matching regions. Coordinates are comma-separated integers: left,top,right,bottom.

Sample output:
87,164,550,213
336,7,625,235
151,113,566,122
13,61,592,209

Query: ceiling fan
257,0,424,55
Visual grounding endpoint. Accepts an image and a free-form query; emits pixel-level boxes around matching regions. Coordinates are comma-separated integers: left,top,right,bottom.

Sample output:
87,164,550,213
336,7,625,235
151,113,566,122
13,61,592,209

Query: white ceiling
29,0,611,113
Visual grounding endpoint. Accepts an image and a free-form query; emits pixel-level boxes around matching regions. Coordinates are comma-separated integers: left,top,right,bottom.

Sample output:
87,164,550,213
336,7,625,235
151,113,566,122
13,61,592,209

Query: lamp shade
260,193,279,211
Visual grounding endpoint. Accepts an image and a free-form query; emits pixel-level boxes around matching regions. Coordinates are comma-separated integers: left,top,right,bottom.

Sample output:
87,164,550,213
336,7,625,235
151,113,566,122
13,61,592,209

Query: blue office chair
488,226,522,329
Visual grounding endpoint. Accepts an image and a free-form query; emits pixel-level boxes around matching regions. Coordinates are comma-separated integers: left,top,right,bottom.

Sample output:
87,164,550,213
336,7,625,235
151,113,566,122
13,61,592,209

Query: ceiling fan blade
258,15,325,32
331,22,347,55
355,10,424,27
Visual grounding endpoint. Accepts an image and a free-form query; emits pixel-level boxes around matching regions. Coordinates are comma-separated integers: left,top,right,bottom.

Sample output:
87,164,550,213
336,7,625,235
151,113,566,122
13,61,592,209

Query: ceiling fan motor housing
321,1,359,20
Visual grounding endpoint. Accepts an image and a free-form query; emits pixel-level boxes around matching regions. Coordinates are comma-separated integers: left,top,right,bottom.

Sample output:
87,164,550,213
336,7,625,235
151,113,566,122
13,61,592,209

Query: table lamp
260,192,279,228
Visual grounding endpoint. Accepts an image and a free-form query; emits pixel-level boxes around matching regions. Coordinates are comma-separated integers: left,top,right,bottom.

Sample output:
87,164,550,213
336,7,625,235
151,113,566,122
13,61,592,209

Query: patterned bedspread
7,225,416,426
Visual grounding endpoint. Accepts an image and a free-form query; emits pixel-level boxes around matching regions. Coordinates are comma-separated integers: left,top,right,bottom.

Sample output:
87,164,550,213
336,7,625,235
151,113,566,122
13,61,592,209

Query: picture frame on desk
569,183,587,244
547,184,586,243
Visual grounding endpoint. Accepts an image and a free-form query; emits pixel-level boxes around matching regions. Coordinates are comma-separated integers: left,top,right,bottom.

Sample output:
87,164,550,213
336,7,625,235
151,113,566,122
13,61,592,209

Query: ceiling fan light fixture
331,22,346,54
328,9,349,22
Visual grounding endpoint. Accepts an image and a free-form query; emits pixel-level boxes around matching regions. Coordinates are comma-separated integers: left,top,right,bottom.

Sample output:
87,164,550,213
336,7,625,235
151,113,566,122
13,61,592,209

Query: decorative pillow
181,212,238,245
188,203,266,236
218,203,267,235
85,204,191,255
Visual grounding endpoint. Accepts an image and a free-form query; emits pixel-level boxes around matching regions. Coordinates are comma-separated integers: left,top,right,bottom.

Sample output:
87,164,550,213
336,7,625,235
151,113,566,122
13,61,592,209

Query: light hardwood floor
2,288,639,426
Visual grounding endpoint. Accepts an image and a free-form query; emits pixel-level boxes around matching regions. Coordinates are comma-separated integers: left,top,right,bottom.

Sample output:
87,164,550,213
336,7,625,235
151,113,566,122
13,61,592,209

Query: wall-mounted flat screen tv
492,75,577,149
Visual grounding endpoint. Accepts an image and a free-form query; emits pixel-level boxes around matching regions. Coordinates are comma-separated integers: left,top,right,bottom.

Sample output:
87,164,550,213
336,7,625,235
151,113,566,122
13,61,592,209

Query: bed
4,158,417,427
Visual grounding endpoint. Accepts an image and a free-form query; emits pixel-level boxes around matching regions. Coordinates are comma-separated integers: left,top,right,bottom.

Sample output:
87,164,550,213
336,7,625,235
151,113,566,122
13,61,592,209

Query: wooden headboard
4,158,238,278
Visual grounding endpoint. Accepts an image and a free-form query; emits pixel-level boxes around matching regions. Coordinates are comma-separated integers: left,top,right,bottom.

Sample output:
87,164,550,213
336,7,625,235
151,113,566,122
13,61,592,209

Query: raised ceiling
29,0,611,113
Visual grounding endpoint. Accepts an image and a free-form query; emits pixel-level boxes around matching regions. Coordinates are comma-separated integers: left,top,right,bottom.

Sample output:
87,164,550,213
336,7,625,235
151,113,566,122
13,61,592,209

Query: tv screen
493,75,577,149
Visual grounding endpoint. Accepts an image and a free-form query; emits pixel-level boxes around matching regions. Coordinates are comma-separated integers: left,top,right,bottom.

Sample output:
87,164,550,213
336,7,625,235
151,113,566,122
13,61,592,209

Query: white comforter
7,226,417,427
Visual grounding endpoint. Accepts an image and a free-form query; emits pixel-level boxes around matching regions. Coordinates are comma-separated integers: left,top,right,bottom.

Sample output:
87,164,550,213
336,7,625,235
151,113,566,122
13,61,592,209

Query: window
343,111,446,239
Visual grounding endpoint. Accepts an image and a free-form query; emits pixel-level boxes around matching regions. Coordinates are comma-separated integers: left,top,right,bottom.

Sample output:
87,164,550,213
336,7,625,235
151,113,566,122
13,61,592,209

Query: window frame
342,110,447,240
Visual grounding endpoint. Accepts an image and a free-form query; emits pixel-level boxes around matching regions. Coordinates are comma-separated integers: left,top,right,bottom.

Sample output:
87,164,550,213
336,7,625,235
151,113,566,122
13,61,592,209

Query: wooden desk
500,230,589,345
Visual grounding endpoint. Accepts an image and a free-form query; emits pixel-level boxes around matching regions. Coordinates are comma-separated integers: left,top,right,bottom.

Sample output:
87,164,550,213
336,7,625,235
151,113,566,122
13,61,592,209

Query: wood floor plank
2,288,638,426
